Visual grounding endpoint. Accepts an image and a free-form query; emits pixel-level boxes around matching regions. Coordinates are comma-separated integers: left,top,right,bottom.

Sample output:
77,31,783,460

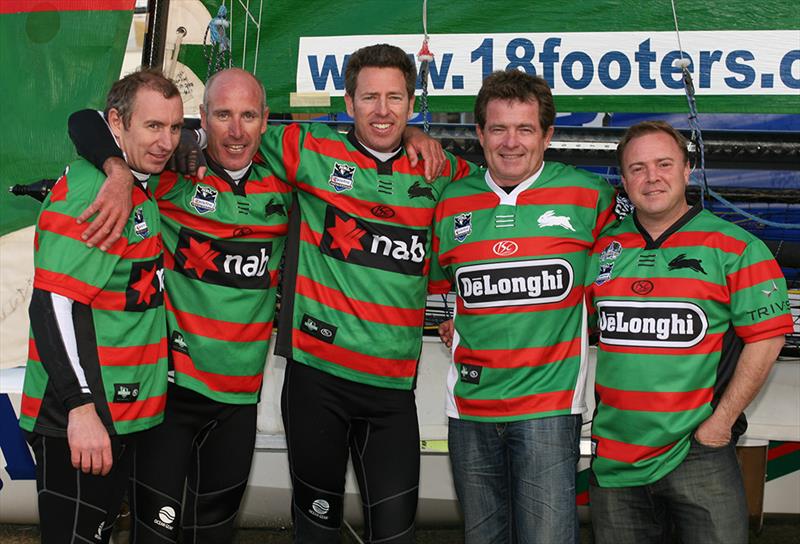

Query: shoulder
543,162,615,193
440,168,486,200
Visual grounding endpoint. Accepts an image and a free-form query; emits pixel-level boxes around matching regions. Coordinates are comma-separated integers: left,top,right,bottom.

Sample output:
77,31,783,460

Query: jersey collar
634,201,703,249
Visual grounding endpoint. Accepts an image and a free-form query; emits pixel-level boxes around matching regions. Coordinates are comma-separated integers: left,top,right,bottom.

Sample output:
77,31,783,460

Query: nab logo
174,228,273,289
408,181,435,201
668,253,706,274
126,257,165,311
492,240,518,257
320,207,428,276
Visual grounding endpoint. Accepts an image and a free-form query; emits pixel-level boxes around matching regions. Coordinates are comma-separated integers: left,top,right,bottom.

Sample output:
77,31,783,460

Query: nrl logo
329,162,356,192
537,210,575,232
454,212,472,242
190,185,218,214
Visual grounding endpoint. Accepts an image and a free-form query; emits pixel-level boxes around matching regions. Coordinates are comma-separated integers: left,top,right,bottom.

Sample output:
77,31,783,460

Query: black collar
346,128,403,175
204,150,251,196
634,201,703,250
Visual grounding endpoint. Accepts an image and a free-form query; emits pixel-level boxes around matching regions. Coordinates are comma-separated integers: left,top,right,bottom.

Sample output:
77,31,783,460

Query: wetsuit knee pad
185,479,247,529
131,481,182,543
291,477,343,531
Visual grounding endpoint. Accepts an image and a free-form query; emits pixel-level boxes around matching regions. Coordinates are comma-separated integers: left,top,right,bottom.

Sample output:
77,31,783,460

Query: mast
141,0,171,68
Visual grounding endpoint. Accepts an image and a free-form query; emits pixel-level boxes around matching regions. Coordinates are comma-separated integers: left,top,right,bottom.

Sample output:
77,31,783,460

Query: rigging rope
417,0,433,133
669,0,800,229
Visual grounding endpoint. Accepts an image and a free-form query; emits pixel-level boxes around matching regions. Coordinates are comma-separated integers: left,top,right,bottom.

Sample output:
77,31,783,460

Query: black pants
281,359,420,544
28,432,135,544
129,383,257,543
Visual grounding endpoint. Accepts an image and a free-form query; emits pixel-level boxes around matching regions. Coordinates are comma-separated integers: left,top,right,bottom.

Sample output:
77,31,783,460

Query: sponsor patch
408,180,435,200
126,257,165,311
596,300,708,348
190,184,218,214
371,205,396,218
300,314,337,344
154,505,176,531
595,240,622,286
320,207,428,276
329,162,356,192
171,331,189,354
133,206,149,239
310,498,330,520
453,212,472,242
459,364,482,384
113,383,140,403
492,240,518,257
631,280,654,295
456,259,573,309
761,280,779,298
537,210,575,232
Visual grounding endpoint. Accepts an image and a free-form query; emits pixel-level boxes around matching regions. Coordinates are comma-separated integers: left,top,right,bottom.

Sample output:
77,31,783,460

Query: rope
417,0,433,133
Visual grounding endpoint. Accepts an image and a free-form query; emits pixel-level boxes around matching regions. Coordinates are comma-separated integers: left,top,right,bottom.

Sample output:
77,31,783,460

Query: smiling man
586,121,792,544
430,70,618,543
20,69,179,543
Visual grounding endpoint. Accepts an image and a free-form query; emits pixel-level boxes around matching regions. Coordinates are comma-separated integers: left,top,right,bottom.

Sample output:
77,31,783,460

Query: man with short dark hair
431,69,617,543
20,69,180,543
587,120,792,543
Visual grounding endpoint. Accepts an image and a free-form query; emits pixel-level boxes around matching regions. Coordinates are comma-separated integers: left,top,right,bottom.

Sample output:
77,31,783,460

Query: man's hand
404,126,446,182
77,157,133,250
694,415,732,448
438,319,454,349
166,127,207,178
67,404,113,476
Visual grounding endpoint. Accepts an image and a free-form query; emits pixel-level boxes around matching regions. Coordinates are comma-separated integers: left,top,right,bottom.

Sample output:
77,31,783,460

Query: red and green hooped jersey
263,124,474,390
586,205,793,487
21,159,168,436
153,155,292,404
430,162,617,422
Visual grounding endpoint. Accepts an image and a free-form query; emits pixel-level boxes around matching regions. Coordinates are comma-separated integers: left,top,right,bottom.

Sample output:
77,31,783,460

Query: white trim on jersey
484,161,545,206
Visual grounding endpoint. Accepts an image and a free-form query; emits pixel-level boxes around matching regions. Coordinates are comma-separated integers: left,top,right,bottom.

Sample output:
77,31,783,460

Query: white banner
297,31,800,96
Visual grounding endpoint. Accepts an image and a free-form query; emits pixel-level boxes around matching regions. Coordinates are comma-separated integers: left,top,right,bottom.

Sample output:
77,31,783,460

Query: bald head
202,68,267,113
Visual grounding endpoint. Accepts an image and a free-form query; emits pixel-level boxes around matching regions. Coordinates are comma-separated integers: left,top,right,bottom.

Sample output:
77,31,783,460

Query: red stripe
727,259,785,293
767,442,800,461
97,339,167,366
295,333,417,379
303,133,385,170
158,201,288,239
428,278,451,295
456,390,574,418
600,331,724,356
662,231,747,255
0,1,134,14
50,175,68,202
154,171,179,200
596,383,712,412
592,200,618,240
735,314,794,343
440,237,589,267
517,186,600,209
576,491,589,506
20,394,42,419
172,351,263,393
28,338,40,362
455,337,582,369
280,124,302,184
456,287,584,316
166,297,272,343
296,275,424,327
591,277,730,305
34,269,101,305
91,290,127,311
592,231,646,255
108,394,166,422
294,179,435,228
452,156,473,181
593,435,677,464
439,192,500,217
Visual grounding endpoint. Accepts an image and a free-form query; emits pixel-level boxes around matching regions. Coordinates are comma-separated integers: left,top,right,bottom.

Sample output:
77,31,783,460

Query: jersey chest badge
595,240,622,286
329,162,356,192
190,184,218,214
537,210,575,232
133,206,149,239
454,212,472,242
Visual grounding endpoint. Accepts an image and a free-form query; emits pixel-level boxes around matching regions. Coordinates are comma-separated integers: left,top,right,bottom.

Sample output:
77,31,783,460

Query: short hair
203,68,267,112
105,69,180,129
617,121,690,168
345,43,416,98
474,70,556,131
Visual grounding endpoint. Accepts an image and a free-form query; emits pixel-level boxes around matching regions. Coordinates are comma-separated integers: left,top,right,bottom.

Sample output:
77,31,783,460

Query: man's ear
107,108,123,139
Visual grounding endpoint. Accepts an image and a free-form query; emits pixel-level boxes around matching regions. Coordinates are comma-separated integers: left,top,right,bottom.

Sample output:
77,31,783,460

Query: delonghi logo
597,300,708,348
456,259,573,308
154,505,176,530
492,240,518,257
320,207,428,276
174,228,273,289
310,499,330,519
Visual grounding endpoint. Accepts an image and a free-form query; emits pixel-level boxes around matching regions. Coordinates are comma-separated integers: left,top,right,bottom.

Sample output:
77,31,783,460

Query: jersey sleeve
260,123,306,186
33,164,122,304
448,153,480,182
726,240,794,343
592,179,620,241
428,200,453,295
